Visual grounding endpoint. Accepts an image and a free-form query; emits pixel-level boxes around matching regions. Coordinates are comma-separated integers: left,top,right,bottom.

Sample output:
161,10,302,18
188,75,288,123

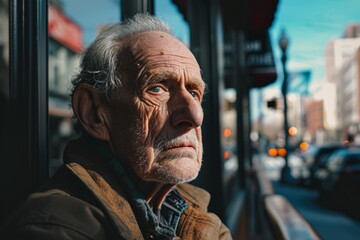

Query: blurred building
343,23,360,38
305,99,323,132
48,1,82,174
336,50,360,127
287,93,305,144
325,23,360,143
325,38,360,83
304,82,337,144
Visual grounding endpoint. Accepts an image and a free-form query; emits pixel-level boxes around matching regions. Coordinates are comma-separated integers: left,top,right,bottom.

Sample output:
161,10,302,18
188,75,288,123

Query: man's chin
143,160,201,184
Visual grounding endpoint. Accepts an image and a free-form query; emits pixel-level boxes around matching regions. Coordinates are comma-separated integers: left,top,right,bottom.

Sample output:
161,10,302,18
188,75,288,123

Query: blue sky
63,0,120,44
63,0,189,46
269,0,360,92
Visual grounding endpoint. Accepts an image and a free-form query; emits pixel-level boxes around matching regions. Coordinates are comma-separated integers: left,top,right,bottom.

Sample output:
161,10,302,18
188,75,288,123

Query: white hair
71,14,173,93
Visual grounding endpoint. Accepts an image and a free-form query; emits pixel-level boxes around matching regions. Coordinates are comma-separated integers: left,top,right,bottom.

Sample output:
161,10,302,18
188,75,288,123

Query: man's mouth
155,133,199,153
163,142,196,151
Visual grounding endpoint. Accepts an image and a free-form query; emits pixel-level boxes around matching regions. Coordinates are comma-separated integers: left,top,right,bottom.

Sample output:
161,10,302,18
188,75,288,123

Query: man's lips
155,133,199,153
163,142,196,151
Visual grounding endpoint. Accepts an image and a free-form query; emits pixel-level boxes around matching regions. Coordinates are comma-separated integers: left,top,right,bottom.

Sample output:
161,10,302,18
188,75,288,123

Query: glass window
0,0,8,95
48,0,121,175
222,88,239,205
0,0,9,157
222,32,241,206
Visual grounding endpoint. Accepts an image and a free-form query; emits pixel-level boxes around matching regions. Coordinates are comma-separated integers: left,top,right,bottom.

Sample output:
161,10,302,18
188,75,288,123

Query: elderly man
2,14,232,239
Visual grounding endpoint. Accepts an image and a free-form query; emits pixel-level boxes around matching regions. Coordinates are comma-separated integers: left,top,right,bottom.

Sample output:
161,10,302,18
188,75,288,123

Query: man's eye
189,91,200,99
148,86,164,93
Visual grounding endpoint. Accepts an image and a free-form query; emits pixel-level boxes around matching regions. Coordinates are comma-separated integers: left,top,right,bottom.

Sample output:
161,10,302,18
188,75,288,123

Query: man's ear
72,84,110,141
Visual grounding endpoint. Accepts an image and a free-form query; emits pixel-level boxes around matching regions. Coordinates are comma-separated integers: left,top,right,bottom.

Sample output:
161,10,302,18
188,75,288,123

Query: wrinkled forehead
119,31,201,73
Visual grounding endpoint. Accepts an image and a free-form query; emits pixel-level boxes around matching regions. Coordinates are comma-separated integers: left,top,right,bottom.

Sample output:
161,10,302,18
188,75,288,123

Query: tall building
304,82,338,144
324,23,360,142
325,38,360,83
336,49,360,135
305,99,324,139
343,23,360,38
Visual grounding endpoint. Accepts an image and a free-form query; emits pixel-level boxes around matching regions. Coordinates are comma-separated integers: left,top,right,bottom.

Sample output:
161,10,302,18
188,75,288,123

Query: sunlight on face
108,31,205,184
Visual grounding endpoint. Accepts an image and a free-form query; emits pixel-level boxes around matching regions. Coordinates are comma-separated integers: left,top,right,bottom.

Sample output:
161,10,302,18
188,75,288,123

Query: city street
260,154,360,240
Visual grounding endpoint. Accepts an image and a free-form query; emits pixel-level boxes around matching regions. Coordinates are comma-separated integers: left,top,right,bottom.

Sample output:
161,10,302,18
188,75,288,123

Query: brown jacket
2,138,232,240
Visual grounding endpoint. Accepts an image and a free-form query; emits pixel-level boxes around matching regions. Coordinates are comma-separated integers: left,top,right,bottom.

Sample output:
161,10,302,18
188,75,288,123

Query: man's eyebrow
142,71,175,83
189,78,205,89
138,71,171,86
140,69,205,89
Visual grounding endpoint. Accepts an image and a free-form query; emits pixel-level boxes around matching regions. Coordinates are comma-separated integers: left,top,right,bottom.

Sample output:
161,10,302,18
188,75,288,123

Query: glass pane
222,32,240,205
0,0,9,155
154,0,190,46
222,88,239,203
48,0,121,175
0,0,9,95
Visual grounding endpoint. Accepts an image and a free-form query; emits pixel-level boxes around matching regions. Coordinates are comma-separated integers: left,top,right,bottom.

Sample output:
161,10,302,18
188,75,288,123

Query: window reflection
0,0,9,159
48,0,120,175
0,0,9,99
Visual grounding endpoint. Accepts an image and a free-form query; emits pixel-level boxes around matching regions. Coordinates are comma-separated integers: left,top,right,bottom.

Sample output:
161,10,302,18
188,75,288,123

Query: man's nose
170,90,203,130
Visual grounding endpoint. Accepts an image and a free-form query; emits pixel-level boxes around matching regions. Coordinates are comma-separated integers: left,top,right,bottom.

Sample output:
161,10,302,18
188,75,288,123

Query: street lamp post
279,29,291,184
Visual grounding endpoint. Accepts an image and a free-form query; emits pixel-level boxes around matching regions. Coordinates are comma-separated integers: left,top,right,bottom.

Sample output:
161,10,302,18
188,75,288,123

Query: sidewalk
271,175,360,240
255,153,360,239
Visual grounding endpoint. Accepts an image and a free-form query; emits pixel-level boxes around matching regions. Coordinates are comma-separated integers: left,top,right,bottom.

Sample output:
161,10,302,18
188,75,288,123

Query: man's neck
140,182,175,211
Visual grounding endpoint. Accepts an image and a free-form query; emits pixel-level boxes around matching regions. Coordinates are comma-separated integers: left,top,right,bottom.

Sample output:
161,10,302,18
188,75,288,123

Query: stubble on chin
129,131,202,184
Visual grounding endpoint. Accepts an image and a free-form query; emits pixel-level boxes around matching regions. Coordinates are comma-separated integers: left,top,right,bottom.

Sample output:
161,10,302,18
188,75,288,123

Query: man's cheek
148,100,168,121
147,109,167,136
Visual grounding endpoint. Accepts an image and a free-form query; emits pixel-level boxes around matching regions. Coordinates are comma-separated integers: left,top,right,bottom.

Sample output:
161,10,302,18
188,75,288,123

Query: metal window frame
8,0,48,193
121,0,154,20
187,0,226,219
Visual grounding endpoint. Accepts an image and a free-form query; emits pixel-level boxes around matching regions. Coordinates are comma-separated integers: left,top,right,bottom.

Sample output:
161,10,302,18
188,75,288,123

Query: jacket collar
63,134,189,239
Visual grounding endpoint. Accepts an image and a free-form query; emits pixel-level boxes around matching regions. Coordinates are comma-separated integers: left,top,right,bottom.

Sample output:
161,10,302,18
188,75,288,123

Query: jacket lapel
66,163,144,239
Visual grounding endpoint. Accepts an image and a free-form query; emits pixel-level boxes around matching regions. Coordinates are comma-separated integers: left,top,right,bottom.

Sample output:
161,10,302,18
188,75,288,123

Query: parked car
312,151,341,189
298,144,346,187
317,148,360,219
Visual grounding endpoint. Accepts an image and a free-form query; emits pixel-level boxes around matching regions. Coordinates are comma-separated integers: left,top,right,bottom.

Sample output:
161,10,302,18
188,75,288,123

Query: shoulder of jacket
176,185,233,239
2,189,112,239
176,183,210,211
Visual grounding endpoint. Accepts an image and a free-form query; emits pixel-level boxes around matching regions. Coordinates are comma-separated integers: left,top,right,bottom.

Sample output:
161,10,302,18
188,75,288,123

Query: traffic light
267,98,278,109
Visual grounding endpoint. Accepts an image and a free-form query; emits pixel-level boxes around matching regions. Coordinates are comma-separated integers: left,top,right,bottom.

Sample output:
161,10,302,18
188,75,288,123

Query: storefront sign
48,6,83,53
245,31,277,88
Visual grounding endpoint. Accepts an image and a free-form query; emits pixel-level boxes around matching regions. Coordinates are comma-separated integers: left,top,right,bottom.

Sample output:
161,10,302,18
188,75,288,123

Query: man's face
107,31,205,184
